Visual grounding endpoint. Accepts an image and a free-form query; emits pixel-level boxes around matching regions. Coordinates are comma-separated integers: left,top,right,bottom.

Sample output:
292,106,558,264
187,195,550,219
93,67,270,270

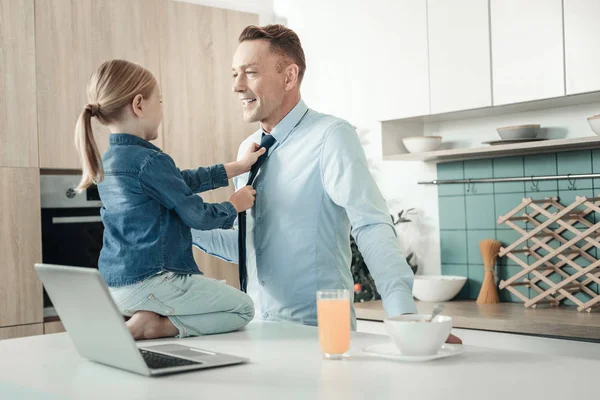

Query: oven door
41,207,104,313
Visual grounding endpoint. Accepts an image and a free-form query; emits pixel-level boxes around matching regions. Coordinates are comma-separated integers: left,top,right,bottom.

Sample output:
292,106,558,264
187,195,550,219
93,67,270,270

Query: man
193,24,460,343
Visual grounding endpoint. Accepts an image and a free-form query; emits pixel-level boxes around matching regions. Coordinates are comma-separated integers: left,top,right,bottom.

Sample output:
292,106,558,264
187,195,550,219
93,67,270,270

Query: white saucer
362,342,463,362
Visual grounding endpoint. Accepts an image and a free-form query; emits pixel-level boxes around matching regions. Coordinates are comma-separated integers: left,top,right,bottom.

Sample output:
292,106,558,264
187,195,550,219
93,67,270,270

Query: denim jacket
97,134,237,287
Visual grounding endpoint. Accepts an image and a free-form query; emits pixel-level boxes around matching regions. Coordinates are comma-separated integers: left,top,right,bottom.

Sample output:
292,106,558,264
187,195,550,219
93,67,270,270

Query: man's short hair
239,24,306,83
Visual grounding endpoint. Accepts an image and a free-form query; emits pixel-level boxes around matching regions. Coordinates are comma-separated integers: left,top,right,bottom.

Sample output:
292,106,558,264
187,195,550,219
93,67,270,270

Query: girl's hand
229,186,257,212
239,143,266,172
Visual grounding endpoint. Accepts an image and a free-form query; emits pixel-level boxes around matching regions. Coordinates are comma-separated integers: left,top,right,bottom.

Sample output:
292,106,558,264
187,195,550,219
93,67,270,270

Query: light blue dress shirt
192,99,417,329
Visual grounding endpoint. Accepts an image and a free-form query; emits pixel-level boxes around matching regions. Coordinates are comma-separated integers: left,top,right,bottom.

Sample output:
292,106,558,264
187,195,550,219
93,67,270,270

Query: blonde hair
75,59,157,192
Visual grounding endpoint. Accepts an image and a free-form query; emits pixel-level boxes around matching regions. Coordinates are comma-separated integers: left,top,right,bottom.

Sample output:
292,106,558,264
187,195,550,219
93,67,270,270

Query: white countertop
0,320,596,400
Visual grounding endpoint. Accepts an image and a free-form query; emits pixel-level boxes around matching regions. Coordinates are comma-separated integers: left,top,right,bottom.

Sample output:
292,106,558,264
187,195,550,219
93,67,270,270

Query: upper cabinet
375,0,430,121
0,0,38,168
35,0,162,169
490,0,565,106
564,0,600,95
428,0,492,114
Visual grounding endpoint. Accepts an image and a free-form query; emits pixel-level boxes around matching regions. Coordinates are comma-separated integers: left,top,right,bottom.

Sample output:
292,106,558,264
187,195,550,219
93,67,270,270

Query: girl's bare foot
126,311,179,340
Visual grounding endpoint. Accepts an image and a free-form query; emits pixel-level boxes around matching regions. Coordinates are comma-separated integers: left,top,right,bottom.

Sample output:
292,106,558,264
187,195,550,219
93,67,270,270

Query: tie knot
260,134,276,151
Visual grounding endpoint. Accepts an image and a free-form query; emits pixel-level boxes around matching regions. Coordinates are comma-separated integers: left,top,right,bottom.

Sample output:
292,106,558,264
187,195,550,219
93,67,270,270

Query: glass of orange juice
316,289,350,359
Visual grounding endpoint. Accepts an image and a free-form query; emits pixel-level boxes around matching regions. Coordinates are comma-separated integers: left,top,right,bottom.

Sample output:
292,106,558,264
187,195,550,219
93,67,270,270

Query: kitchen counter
355,300,600,340
0,320,596,399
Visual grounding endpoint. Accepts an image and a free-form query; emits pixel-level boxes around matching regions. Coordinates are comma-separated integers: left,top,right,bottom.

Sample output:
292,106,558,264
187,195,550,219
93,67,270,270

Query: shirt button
260,280,265,286
258,185,263,191
257,217,263,223
257,249,262,255
263,312,269,318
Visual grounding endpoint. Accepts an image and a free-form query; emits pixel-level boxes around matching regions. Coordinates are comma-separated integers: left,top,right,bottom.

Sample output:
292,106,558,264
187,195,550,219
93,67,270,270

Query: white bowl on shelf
402,136,442,153
588,115,600,135
496,124,541,140
412,275,467,302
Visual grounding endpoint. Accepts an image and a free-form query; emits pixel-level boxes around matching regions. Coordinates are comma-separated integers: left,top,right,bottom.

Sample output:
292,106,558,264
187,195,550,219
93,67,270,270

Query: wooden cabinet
0,324,43,340
490,0,564,105
428,0,492,114
564,0,600,95
159,1,257,285
0,0,38,168
0,168,43,327
35,0,163,169
44,320,66,334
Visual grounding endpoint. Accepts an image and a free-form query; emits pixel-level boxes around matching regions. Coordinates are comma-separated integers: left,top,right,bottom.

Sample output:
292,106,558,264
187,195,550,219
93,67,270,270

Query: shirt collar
109,133,161,151
262,99,309,143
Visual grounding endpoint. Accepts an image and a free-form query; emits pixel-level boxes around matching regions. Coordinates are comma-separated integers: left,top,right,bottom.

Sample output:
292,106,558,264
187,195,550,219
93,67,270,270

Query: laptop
34,263,249,376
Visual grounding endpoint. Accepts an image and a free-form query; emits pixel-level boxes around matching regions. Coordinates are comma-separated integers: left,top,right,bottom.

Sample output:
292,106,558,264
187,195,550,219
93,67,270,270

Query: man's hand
446,333,462,344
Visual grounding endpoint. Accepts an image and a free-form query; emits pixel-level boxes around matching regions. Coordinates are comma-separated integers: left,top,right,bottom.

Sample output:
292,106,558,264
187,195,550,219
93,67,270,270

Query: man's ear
132,94,144,117
284,64,299,91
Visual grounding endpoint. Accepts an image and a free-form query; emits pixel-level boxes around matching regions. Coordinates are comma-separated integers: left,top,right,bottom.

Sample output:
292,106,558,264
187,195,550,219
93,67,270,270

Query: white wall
176,0,275,24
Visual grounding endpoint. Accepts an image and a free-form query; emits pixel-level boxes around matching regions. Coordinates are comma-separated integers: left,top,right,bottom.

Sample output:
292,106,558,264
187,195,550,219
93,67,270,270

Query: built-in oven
40,175,104,317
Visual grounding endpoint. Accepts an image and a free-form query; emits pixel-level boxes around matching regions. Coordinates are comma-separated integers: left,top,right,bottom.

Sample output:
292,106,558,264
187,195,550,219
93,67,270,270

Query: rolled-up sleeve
320,121,418,317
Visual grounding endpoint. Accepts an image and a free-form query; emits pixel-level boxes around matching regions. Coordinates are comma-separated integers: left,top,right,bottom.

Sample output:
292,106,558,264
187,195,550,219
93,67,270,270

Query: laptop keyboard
140,349,201,369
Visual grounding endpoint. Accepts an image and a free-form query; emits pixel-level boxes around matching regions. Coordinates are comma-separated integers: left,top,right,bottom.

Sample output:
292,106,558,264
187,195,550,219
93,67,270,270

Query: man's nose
233,75,246,93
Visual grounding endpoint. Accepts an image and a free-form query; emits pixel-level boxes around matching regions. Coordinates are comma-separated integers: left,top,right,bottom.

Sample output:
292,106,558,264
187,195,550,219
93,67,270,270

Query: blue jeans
109,272,255,338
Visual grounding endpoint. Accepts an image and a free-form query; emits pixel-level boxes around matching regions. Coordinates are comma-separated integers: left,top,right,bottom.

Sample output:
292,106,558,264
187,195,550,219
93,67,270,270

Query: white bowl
412,275,467,302
496,124,540,140
588,115,600,135
402,136,442,153
384,314,452,356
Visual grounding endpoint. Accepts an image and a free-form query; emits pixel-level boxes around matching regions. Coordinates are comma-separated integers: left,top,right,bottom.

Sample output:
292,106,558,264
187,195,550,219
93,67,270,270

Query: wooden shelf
383,135,600,163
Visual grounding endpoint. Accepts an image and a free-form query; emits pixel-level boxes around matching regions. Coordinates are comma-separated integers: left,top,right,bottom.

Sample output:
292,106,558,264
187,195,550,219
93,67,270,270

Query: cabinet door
0,324,43,340
35,0,162,169
0,0,38,167
159,1,258,284
374,0,430,120
490,0,564,105
428,0,492,114
0,168,43,327
564,0,600,95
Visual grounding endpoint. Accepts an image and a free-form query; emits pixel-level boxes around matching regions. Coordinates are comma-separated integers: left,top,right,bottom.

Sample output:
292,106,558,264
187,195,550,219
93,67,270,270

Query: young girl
75,59,264,340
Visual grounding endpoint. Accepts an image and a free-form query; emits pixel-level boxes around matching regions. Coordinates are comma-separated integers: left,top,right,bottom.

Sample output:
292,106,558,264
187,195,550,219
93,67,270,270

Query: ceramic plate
481,138,548,145
362,342,463,362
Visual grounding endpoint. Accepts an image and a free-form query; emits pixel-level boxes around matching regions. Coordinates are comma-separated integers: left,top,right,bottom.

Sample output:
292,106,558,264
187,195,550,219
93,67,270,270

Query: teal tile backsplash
438,149,600,303
464,159,493,194
524,153,558,192
439,230,468,264
465,195,496,229
438,196,466,230
493,156,525,194
557,151,593,190
437,161,464,196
